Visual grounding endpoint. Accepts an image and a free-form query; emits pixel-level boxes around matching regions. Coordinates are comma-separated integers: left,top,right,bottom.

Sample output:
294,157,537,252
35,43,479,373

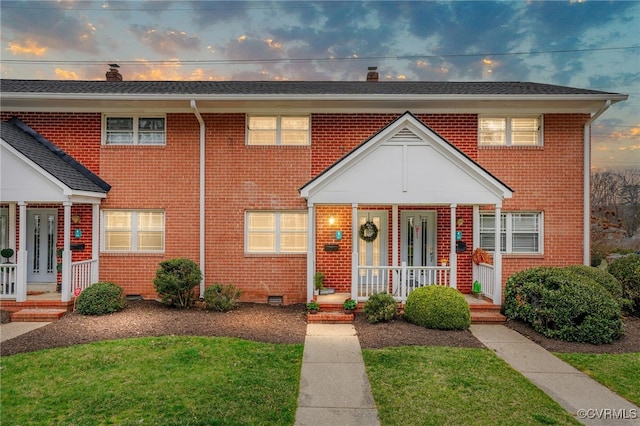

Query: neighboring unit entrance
26,209,57,283
401,210,437,287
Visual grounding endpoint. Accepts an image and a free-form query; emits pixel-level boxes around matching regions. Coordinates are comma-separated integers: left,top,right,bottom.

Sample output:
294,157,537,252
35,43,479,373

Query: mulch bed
1,300,638,356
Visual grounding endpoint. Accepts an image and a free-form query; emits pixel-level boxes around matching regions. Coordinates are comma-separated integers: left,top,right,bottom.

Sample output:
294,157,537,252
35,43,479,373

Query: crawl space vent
268,295,283,305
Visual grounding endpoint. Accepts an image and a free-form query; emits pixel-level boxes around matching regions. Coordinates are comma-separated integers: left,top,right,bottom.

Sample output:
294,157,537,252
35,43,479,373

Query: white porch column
493,205,503,305
8,203,16,255
306,204,316,302
351,203,358,301
392,205,399,268
61,202,72,302
449,204,457,289
16,202,27,302
91,203,100,284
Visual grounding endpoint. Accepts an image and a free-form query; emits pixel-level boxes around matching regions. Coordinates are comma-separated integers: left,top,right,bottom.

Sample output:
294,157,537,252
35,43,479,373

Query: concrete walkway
295,323,380,426
0,322,50,343
471,325,640,426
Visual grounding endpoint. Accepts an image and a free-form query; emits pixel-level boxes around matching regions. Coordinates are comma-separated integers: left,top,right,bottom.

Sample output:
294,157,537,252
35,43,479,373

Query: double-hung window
104,115,166,145
479,116,542,146
479,212,542,254
103,210,165,252
247,115,310,146
246,211,308,253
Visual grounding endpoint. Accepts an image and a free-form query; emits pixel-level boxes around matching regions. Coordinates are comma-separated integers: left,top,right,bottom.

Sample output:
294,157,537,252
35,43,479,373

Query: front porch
307,291,505,324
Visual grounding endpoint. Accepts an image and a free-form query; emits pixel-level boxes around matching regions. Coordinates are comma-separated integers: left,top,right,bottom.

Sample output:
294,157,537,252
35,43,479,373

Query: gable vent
389,127,423,143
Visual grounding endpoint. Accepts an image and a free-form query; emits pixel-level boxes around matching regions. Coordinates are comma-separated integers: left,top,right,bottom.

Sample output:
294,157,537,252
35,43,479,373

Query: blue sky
1,1,638,170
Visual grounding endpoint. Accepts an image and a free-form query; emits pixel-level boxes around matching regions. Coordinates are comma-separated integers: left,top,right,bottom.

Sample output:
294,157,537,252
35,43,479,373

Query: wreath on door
359,220,378,242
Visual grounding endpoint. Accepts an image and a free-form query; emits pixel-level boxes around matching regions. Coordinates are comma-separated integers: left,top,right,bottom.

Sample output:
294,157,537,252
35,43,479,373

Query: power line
2,46,638,67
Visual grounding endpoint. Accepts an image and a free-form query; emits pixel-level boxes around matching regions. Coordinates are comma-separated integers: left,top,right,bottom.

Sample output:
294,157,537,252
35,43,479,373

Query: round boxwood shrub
503,267,623,344
404,286,471,330
153,258,202,308
75,282,125,315
608,254,640,316
363,292,398,324
203,283,242,312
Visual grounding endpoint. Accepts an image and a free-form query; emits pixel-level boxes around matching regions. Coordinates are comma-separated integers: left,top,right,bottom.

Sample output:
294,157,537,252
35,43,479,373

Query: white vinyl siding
479,212,542,254
104,115,166,145
246,211,307,253
247,115,310,146
103,210,165,252
479,116,542,146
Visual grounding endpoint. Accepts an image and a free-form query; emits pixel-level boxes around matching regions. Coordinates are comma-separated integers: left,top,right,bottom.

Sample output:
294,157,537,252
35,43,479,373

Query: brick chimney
366,66,378,82
106,64,123,81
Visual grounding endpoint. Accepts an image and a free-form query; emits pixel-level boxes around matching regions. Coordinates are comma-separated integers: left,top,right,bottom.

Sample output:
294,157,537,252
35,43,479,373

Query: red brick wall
478,113,589,294
3,111,588,303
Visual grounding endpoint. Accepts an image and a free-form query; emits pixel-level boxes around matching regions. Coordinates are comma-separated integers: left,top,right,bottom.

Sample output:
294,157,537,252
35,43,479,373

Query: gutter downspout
191,100,206,297
583,99,611,265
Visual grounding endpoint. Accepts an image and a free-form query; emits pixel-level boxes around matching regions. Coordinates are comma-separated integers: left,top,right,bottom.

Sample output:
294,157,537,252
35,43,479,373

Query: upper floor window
247,115,310,146
479,116,542,146
102,210,165,252
245,211,308,253
479,212,543,254
104,115,166,145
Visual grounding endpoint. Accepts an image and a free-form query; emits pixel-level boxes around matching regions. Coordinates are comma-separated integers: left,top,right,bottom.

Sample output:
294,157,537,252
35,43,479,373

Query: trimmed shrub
404,286,471,330
503,267,623,344
203,283,242,312
363,292,398,324
153,258,202,308
75,282,126,315
608,254,640,316
563,265,624,305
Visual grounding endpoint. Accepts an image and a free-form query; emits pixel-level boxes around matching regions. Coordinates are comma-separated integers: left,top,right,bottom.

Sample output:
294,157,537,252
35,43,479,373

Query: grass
362,346,580,425
0,336,303,425
555,352,640,406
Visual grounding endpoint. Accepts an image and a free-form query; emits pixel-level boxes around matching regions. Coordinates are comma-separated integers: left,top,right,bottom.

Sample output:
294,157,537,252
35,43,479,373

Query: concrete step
470,309,506,324
10,308,68,322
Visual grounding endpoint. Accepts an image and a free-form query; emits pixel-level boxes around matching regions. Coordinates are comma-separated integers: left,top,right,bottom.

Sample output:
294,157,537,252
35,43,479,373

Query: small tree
153,258,202,308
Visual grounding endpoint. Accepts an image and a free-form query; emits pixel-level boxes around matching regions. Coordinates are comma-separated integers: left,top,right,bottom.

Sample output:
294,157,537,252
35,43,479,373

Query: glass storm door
26,210,57,283
357,210,388,287
401,210,437,274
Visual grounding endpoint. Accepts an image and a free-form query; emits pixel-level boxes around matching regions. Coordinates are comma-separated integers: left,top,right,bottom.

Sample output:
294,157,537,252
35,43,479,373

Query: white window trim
102,114,167,145
478,115,543,147
477,211,544,254
245,210,308,254
246,114,311,146
102,209,165,253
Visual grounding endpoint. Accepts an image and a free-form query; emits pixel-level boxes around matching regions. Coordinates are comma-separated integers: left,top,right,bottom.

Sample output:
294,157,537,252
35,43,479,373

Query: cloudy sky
1,1,638,170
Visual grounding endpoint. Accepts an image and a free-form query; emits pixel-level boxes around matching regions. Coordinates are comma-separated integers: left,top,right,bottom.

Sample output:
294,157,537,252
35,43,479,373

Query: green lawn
4,335,632,425
555,352,640,406
363,346,580,425
1,336,303,425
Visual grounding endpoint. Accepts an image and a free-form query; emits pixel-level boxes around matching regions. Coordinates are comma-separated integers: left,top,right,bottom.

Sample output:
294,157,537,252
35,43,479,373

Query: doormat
26,291,46,296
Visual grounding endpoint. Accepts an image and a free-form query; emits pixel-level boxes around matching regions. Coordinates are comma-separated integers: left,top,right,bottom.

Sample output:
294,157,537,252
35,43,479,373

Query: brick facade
2,110,588,303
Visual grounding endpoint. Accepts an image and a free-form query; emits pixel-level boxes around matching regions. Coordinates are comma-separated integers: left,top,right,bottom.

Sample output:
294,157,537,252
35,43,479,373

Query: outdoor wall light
328,216,336,225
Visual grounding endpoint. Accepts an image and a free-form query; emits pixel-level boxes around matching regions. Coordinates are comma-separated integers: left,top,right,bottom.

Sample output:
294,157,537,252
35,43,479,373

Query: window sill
244,253,307,258
478,145,543,150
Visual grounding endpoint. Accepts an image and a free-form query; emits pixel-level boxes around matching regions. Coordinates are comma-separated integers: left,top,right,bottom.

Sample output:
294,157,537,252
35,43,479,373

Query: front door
357,210,388,294
401,210,437,286
26,209,57,283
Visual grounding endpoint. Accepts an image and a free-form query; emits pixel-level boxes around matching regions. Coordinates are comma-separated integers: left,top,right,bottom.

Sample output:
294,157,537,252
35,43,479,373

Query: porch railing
0,263,17,299
357,262,450,303
71,259,97,296
473,262,494,300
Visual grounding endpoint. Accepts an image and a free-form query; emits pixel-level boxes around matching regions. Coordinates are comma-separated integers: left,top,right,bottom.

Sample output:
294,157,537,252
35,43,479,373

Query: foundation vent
268,295,284,305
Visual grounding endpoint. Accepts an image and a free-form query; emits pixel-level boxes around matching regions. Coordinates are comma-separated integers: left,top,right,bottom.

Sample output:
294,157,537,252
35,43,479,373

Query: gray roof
1,118,110,193
0,79,623,97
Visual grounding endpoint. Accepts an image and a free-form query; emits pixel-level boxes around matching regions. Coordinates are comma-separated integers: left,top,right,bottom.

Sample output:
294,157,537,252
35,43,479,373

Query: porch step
11,308,68,322
469,303,506,324
307,311,354,324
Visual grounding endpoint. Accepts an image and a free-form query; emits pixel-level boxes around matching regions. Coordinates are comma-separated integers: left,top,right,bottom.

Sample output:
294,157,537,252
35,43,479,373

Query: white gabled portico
1,119,109,303
300,112,513,304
